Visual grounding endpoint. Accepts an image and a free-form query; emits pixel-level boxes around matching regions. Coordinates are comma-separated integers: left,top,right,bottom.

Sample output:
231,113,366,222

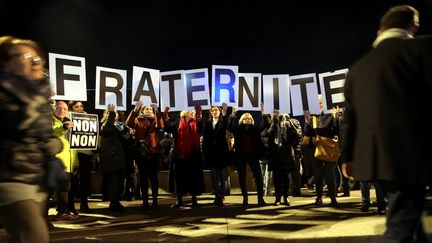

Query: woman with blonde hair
227,109,267,206
164,106,204,207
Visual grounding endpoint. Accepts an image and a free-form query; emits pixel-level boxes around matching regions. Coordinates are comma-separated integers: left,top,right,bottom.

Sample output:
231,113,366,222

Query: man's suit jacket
340,35,432,185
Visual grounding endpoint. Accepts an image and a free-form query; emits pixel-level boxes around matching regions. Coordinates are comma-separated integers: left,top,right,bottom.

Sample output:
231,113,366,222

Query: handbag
46,157,70,190
301,136,310,146
314,135,340,162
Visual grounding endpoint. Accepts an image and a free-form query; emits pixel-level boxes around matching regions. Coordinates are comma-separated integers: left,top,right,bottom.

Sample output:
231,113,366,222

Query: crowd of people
40,98,358,218
0,4,431,243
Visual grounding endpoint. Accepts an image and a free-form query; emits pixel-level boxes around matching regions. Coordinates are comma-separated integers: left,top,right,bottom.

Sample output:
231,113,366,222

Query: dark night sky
1,0,431,113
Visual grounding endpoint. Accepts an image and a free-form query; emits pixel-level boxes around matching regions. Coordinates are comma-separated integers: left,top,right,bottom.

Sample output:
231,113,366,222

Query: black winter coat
99,112,127,173
202,116,229,168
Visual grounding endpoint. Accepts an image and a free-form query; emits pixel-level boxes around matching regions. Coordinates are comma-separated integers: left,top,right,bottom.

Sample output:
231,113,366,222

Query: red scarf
176,117,200,159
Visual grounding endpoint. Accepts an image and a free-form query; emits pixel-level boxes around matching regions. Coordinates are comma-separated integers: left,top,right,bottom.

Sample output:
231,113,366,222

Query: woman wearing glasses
0,36,62,243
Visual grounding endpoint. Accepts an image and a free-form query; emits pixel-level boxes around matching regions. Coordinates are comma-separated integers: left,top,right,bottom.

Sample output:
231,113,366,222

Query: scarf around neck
176,117,200,159
372,28,413,47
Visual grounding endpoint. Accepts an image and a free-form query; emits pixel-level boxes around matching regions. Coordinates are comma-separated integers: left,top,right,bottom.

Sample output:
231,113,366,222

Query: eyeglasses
243,118,252,120
9,53,45,66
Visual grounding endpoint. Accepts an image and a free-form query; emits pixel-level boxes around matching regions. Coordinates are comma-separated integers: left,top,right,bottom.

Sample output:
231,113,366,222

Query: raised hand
231,106,237,116
63,121,74,129
195,105,202,120
107,104,115,112
163,106,170,121
134,100,144,112
331,106,340,118
304,110,311,123
150,103,159,113
222,103,228,116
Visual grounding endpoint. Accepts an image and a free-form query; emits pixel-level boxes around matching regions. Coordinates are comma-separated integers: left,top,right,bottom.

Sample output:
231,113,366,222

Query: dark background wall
1,0,431,117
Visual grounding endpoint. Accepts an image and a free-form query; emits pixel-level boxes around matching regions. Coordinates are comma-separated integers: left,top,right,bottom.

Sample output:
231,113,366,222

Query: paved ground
1,188,430,243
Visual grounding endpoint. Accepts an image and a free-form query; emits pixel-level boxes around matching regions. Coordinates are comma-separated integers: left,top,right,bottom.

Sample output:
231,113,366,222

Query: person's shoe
56,212,79,220
258,197,267,207
242,198,249,207
124,194,133,201
109,203,125,212
360,201,370,212
377,202,387,215
172,200,183,208
80,203,92,213
191,195,198,207
217,197,225,207
330,198,339,208
142,201,150,210
314,198,323,206
273,200,281,206
212,196,219,206
283,197,290,206
307,184,315,190
152,200,158,209
69,208,79,216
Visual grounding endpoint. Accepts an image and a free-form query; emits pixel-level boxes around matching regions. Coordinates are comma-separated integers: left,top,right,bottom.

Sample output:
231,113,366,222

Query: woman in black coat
262,113,300,206
202,105,229,206
227,108,266,207
99,104,127,211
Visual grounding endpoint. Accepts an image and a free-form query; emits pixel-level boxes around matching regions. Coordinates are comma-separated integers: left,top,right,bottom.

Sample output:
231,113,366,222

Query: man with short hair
341,5,431,242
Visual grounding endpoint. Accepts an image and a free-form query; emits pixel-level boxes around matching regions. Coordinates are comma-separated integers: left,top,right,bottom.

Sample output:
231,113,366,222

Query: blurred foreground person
0,36,62,243
341,5,432,242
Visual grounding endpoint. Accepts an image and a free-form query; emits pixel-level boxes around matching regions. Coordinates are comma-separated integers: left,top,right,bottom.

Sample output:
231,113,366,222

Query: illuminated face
142,106,154,117
242,115,252,125
210,106,220,118
318,95,323,111
54,101,69,120
71,102,84,113
4,45,45,81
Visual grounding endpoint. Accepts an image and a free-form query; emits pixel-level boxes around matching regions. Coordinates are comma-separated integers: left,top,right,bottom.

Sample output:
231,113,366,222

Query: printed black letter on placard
273,78,280,110
99,71,124,106
161,73,181,107
133,71,157,103
55,58,81,95
291,76,314,111
323,73,345,109
186,72,208,107
238,76,259,107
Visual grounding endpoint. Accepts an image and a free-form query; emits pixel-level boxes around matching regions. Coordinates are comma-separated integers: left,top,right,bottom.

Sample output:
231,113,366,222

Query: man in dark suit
341,5,432,242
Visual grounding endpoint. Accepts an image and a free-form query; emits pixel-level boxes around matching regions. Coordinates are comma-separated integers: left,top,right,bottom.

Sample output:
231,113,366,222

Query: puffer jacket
0,72,62,185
